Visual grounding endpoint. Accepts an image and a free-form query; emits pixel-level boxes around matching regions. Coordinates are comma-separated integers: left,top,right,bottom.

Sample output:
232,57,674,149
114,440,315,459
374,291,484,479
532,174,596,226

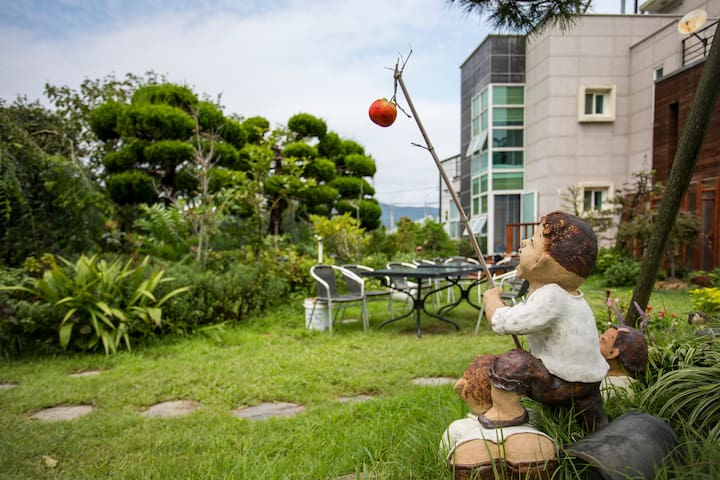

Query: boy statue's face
517,227,545,280
599,327,620,360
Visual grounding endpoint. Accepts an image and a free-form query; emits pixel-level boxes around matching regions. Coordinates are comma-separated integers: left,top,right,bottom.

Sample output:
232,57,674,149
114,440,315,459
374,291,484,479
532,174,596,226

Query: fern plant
2,254,190,354
134,203,192,260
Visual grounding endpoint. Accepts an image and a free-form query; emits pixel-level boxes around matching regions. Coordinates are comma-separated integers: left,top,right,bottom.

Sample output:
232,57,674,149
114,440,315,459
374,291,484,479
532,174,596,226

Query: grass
0,275,709,479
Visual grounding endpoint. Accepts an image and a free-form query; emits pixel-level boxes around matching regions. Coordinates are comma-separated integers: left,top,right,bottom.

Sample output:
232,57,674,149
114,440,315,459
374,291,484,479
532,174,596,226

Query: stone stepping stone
0,383,18,389
141,400,200,418
30,405,94,422
411,376,457,386
233,402,305,420
68,370,102,378
337,394,374,403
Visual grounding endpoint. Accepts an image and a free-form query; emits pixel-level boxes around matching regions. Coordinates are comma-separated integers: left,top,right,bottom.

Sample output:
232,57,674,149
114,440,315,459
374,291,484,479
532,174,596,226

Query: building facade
448,0,718,268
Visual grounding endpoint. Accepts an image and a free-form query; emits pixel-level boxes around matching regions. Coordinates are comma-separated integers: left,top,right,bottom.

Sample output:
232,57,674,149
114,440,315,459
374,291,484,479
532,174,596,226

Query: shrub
158,250,299,333
0,267,62,358
603,258,641,287
2,255,189,354
593,248,623,275
689,287,720,317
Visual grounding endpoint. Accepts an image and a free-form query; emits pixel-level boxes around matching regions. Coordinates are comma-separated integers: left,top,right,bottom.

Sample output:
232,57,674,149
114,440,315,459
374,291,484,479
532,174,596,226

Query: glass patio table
357,264,486,337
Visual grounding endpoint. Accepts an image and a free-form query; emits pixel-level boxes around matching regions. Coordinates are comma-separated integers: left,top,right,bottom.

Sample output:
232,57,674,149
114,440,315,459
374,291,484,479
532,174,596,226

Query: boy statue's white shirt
491,283,609,383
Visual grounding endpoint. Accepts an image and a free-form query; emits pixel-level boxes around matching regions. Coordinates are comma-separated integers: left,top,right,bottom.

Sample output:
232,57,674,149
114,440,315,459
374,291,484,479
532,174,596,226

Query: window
493,86,524,105
493,172,523,190
654,66,664,81
493,107,524,126
579,185,611,212
578,85,615,122
493,129,523,148
492,151,523,169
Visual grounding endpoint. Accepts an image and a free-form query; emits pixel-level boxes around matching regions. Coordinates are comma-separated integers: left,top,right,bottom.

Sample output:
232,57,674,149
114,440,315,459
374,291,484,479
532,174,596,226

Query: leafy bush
593,248,623,275
689,287,720,317
2,255,189,354
603,258,641,287
158,249,301,333
0,267,62,358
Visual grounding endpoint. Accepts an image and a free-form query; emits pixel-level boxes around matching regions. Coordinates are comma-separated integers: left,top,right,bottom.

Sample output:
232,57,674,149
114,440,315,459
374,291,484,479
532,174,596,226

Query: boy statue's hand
482,287,505,324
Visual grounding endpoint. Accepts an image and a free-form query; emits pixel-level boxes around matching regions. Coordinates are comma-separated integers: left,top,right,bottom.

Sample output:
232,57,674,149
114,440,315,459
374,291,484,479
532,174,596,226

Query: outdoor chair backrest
386,262,416,290
312,265,339,299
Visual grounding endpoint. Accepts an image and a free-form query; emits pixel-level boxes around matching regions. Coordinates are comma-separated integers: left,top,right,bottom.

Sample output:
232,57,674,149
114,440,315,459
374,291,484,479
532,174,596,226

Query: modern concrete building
447,0,718,269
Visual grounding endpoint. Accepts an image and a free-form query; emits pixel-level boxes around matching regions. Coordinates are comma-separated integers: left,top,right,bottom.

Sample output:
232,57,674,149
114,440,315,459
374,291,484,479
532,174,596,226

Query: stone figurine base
442,415,558,480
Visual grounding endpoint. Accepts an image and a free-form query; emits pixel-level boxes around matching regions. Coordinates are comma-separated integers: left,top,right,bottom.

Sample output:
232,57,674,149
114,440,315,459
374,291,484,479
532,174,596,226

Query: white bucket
304,298,330,331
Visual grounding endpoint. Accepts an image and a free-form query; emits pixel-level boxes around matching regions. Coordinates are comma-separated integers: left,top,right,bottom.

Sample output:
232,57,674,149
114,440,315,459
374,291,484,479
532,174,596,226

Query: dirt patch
233,402,306,420
654,278,690,290
412,376,457,386
141,400,201,418
30,405,94,422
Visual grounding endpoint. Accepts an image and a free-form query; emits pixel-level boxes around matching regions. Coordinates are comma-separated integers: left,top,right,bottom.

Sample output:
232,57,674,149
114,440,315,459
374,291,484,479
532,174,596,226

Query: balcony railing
682,19,717,67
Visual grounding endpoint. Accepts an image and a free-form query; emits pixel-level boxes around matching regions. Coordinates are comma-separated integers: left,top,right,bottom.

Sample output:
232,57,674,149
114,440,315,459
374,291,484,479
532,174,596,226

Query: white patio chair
310,265,368,333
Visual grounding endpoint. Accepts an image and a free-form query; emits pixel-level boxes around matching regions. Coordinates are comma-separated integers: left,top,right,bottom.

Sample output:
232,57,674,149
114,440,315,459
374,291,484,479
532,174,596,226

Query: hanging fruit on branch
368,97,398,127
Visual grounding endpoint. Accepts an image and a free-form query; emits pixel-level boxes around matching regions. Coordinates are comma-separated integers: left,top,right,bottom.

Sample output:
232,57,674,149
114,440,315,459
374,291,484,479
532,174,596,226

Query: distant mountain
379,202,437,230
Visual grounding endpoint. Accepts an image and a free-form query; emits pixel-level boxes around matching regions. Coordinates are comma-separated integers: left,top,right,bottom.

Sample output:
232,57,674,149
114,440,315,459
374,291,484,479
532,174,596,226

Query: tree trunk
626,37,720,326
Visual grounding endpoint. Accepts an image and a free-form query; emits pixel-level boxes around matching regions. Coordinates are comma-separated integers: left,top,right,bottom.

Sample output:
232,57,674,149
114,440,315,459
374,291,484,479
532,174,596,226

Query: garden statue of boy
482,211,610,432
442,354,558,480
599,325,648,400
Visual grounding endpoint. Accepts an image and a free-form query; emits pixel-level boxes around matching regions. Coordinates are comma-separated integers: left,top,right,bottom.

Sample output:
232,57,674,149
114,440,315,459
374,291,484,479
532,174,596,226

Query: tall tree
0,99,108,265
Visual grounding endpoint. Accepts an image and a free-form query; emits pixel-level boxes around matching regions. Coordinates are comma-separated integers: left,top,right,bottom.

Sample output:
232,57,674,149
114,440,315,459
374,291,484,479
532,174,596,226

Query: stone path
15,371,457,422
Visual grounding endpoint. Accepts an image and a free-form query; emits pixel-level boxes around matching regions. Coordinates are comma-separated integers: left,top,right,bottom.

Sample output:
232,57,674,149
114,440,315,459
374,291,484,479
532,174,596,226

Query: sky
0,0,625,207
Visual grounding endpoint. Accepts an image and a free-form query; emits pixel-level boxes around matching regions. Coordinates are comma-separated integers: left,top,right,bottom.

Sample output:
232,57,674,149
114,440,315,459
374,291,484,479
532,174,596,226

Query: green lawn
0,277,699,479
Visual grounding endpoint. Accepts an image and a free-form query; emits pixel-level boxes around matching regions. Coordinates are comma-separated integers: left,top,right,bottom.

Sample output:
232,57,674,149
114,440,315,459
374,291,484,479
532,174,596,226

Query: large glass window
493,108,523,126
493,86,524,105
492,172,523,190
493,194,520,254
480,174,488,193
492,151,524,169
493,129,523,148
472,177,479,196
480,152,488,173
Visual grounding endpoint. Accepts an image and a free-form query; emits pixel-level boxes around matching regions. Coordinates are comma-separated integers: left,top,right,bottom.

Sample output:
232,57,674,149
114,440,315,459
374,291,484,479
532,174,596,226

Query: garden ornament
481,211,610,433
599,325,648,401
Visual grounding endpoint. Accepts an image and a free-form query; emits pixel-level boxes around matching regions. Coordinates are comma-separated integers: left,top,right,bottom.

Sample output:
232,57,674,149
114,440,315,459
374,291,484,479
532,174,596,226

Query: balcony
682,19,717,67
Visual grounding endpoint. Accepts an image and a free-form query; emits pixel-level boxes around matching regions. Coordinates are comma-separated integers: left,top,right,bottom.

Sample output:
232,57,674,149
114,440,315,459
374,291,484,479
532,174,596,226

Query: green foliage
416,219,458,257
311,213,368,263
1,255,189,354
330,176,373,197
344,153,376,177
102,141,145,173
117,103,195,140
220,118,247,150
287,112,327,139
208,141,241,169
134,203,192,261
640,335,720,441
593,247,623,275
0,267,62,358
106,170,157,205
196,100,225,131
342,139,365,155
317,130,344,158
357,199,383,231
0,100,109,265
304,158,336,182
302,184,339,206
143,139,194,168
689,287,720,317
283,141,317,160
88,100,122,141
241,116,270,144
603,257,641,287
158,249,300,331
131,83,198,110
